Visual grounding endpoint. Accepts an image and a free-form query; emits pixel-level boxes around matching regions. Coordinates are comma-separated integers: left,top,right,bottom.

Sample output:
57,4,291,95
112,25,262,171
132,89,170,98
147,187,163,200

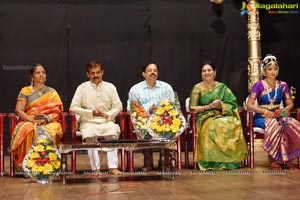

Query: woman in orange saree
9,64,63,169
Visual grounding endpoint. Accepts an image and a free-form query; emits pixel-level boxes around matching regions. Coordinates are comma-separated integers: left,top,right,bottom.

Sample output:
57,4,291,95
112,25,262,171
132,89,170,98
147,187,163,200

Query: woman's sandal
270,162,282,170
285,162,297,170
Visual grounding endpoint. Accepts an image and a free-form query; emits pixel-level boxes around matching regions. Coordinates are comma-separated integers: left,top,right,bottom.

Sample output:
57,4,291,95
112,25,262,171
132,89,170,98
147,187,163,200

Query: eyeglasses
89,71,101,76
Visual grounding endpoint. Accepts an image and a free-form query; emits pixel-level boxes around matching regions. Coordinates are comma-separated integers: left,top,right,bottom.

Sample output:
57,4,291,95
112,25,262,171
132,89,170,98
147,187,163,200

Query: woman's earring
31,78,33,86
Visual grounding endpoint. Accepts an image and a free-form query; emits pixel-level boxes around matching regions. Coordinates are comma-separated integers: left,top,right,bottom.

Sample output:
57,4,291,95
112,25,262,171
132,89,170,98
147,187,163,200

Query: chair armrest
61,112,68,142
69,112,77,143
247,110,254,136
8,113,17,138
118,112,128,140
293,108,300,122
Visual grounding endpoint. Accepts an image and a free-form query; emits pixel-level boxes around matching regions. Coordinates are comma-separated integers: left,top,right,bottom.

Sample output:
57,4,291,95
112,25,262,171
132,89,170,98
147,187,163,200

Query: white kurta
69,81,123,139
70,80,123,170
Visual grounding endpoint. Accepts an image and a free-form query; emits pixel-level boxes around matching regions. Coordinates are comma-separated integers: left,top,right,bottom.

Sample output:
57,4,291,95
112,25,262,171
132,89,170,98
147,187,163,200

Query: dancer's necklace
263,80,278,106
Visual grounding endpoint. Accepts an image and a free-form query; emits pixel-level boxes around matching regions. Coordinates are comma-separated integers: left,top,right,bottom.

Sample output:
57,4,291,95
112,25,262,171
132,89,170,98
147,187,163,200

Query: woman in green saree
189,61,248,170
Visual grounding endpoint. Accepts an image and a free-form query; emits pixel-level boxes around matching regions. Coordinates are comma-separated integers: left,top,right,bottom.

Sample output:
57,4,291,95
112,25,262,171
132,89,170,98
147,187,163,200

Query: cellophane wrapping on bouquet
22,135,61,184
147,99,186,141
129,100,151,140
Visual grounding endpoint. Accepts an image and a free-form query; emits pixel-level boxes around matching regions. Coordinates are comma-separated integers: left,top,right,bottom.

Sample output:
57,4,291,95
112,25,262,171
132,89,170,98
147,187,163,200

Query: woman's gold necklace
203,81,215,91
33,86,44,96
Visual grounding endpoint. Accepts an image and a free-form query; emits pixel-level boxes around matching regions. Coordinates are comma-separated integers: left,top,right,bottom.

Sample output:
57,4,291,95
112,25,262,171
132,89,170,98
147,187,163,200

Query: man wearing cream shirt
70,60,122,175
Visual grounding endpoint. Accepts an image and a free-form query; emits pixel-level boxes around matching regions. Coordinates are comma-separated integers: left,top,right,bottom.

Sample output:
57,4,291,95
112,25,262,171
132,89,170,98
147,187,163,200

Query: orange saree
10,86,63,167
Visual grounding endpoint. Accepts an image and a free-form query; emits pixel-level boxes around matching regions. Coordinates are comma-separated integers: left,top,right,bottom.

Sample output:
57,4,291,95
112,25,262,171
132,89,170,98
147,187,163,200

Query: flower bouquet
147,99,186,141
22,136,61,184
129,100,151,140
274,109,289,118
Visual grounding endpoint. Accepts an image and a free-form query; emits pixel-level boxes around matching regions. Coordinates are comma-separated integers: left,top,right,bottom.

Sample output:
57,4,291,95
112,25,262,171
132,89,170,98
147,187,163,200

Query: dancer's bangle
263,109,268,117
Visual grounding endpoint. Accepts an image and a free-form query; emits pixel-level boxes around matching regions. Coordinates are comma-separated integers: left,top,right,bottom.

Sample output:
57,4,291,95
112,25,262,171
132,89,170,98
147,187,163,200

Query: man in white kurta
70,60,122,175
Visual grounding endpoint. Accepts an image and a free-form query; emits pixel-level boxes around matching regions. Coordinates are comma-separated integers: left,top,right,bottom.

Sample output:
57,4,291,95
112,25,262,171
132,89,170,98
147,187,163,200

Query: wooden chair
181,111,197,169
247,108,300,168
0,113,6,177
181,98,197,169
8,112,68,176
69,112,127,173
127,111,185,171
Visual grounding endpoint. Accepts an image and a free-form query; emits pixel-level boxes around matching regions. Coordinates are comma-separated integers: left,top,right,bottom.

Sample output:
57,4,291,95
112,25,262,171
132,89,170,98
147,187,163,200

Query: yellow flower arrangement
129,101,151,140
23,137,61,182
147,99,186,140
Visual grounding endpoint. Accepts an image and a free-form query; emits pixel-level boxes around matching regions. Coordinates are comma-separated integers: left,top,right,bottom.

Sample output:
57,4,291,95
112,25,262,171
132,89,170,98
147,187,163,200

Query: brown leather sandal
108,168,122,175
83,169,101,178
270,162,282,170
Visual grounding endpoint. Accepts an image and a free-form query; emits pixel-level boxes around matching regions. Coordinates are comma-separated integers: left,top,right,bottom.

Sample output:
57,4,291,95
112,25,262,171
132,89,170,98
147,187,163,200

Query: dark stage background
1,0,299,150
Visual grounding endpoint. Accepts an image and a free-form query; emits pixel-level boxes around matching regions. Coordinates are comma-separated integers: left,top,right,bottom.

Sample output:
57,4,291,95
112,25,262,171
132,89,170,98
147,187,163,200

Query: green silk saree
190,82,248,170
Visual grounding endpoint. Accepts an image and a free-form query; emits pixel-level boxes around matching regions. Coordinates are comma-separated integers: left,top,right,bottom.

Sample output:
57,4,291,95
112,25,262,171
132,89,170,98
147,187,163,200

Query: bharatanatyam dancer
247,54,300,170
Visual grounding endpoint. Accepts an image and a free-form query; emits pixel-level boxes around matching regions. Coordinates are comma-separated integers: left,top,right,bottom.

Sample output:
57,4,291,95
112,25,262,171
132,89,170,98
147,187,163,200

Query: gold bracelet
263,109,268,117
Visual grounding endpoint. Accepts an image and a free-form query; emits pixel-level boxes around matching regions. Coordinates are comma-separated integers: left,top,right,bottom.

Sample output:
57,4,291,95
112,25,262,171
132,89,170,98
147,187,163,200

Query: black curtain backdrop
1,0,299,150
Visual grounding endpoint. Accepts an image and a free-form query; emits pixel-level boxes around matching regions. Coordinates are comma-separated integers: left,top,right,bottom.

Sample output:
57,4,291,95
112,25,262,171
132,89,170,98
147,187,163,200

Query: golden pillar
247,0,261,92
210,0,224,4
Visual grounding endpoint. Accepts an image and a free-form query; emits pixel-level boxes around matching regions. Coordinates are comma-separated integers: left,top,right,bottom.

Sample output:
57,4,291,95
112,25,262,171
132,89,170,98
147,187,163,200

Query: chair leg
184,132,189,168
71,151,76,174
121,149,126,172
243,157,249,167
128,151,134,172
250,141,254,168
0,132,3,177
10,152,15,176
192,133,197,170
0,114,5,176
177,136,181,170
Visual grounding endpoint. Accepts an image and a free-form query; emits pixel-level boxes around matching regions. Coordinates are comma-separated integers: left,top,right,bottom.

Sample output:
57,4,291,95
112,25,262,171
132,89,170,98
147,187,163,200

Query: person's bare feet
270,161,282,170
285,162,297,170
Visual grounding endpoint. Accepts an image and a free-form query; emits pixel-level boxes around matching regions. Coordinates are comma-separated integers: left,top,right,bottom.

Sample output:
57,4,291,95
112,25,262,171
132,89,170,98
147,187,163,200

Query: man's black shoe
141,165,153,172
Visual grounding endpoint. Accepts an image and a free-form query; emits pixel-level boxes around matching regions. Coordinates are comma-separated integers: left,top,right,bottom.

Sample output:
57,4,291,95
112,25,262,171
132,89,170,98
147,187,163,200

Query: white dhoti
80,121,120,170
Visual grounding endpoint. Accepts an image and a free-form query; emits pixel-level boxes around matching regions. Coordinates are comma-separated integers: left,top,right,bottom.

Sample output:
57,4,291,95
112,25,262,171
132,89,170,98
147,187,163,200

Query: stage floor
1,150,300,200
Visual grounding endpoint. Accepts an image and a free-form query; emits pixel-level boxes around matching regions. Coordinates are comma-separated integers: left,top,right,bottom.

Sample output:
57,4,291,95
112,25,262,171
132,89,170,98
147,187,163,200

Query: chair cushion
76,131,82,137
253,127,265,134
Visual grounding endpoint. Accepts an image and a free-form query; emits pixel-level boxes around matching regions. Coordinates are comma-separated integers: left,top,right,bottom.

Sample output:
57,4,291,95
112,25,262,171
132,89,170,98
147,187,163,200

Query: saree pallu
10,87,63,167
263,117,300,162
191,83,248,170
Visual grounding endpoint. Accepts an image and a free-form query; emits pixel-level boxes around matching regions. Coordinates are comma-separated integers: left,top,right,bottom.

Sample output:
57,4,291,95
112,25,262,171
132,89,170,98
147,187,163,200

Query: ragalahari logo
240,2,254,16
240,1,298,16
